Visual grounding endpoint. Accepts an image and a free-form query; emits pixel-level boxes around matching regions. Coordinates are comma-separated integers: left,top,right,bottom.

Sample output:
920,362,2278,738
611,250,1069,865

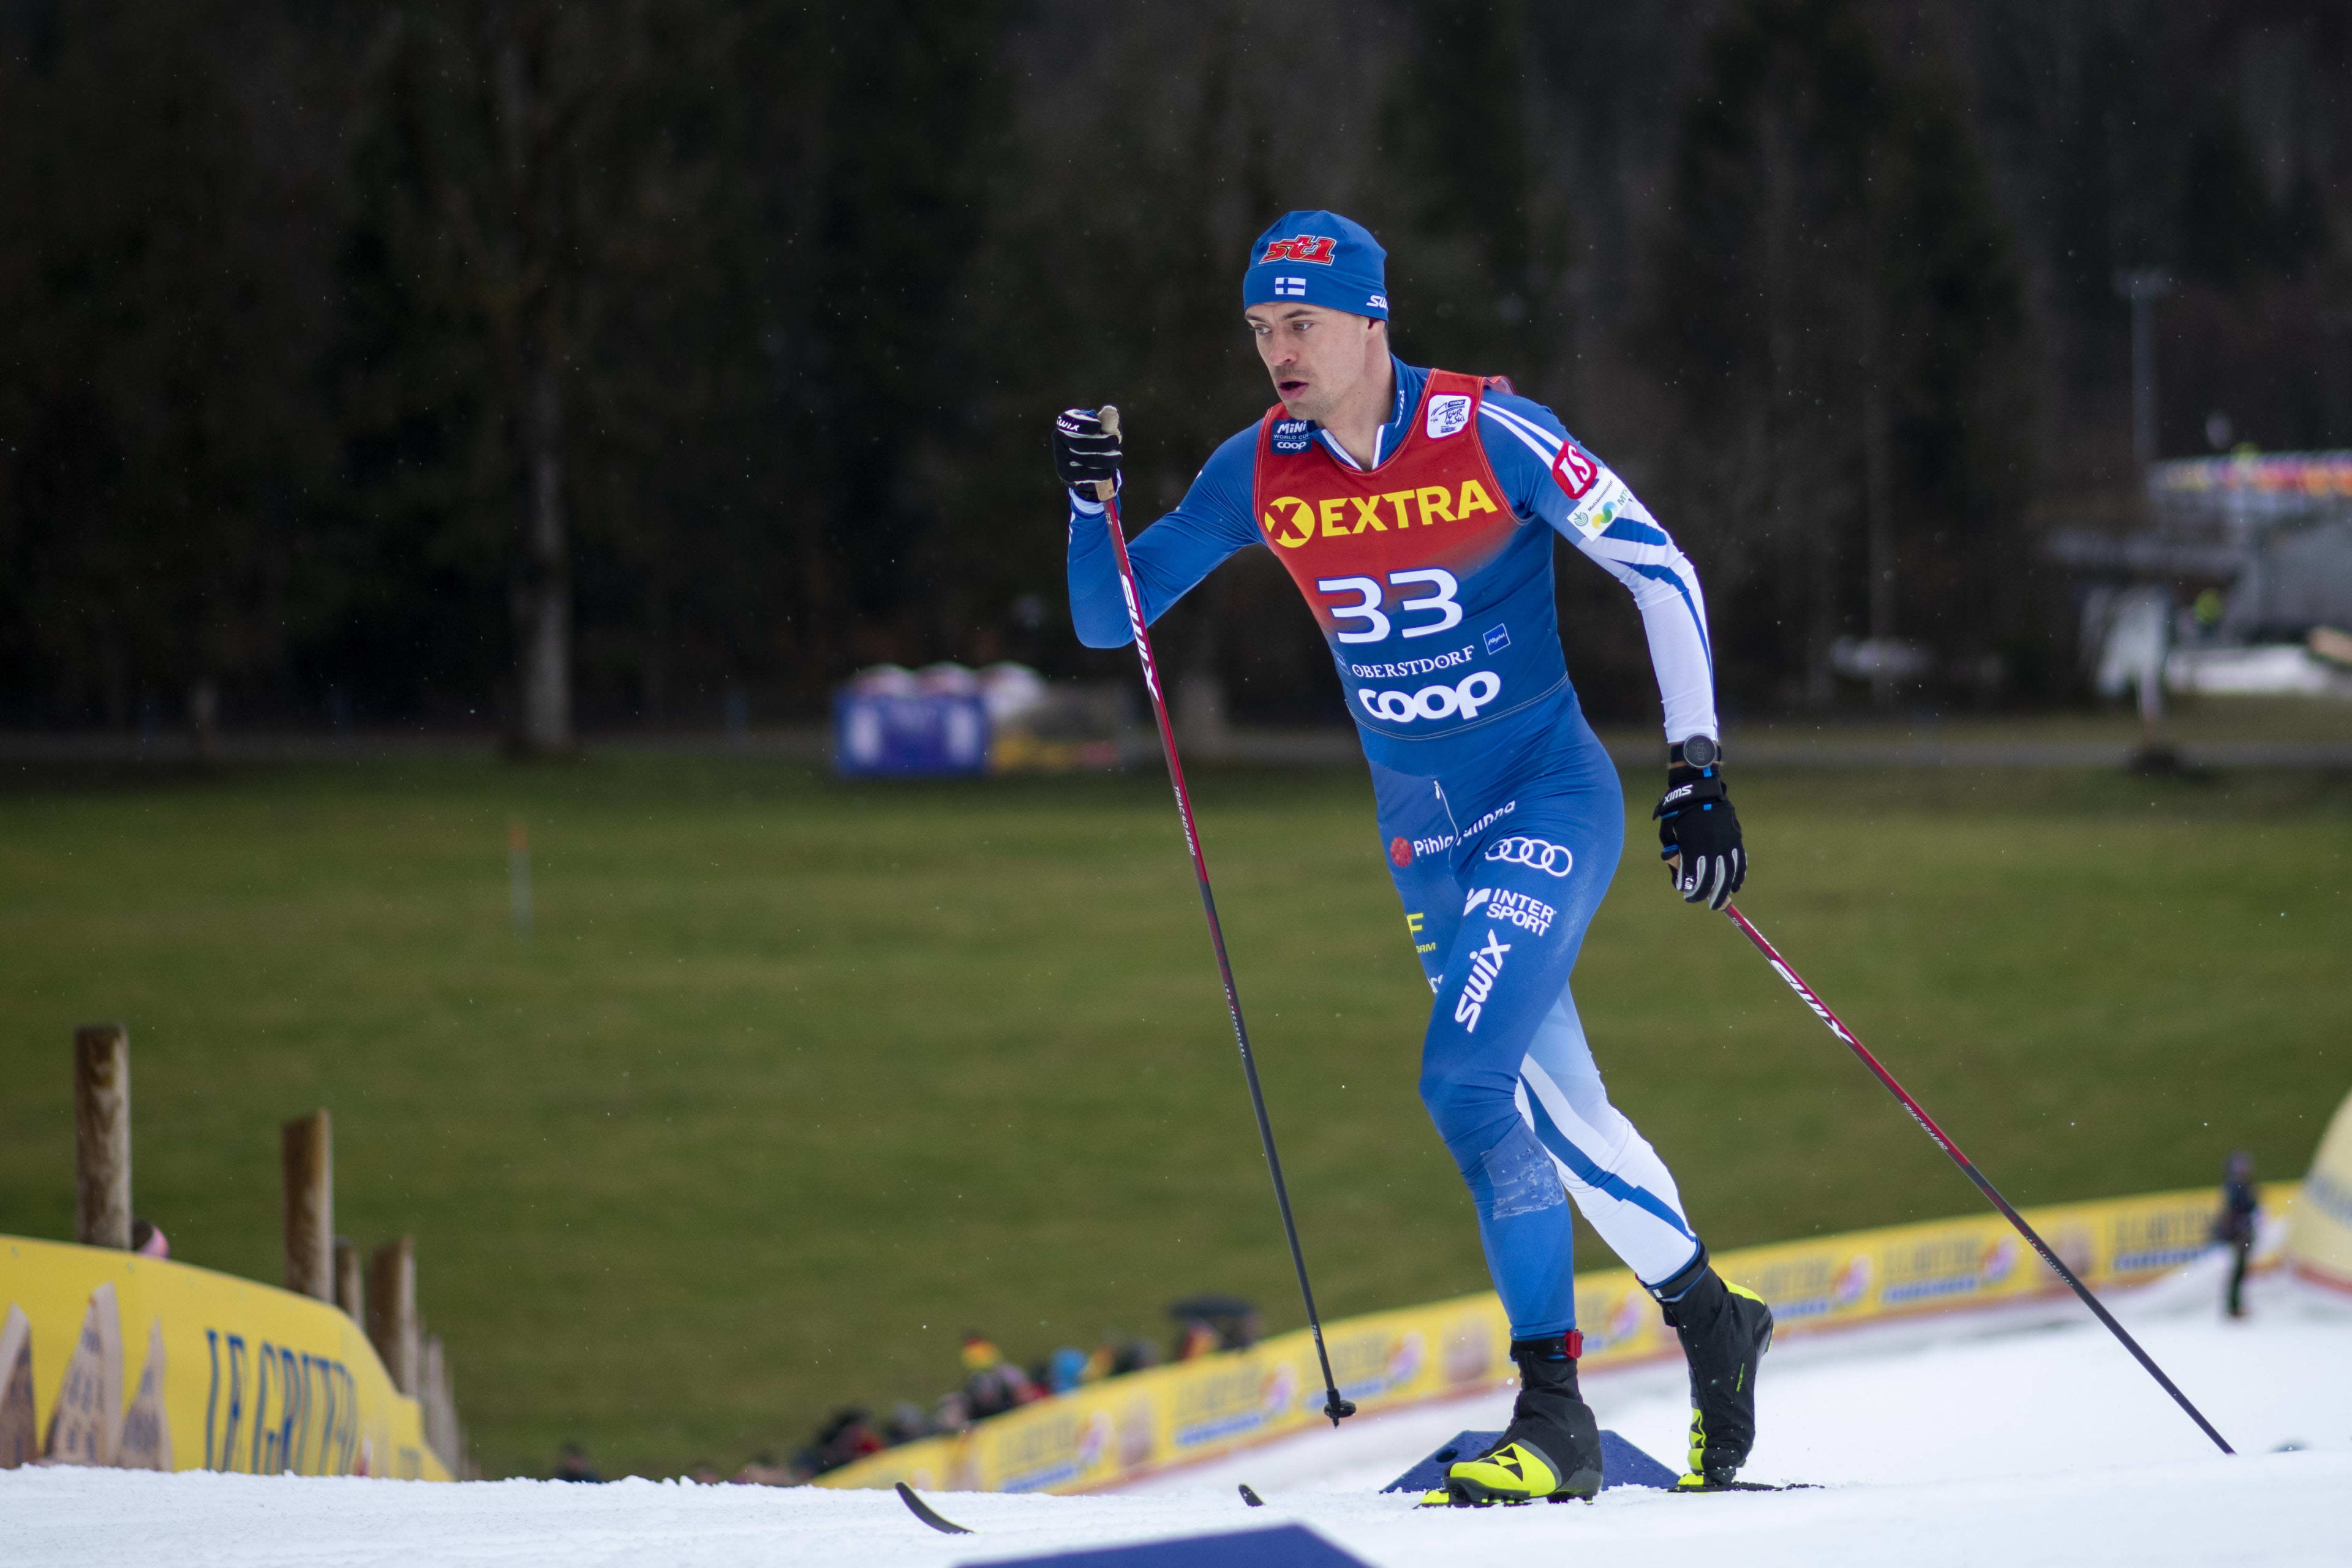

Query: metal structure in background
2051,451,2352,700
2142,453,2352,639
1090,407,1356,1429
1722,902,2236,1457
2114,270,2174,472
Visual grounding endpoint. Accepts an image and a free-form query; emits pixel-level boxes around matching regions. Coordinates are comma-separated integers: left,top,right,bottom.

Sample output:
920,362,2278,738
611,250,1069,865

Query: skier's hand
1654,741,1744,910
1053,407,1121,500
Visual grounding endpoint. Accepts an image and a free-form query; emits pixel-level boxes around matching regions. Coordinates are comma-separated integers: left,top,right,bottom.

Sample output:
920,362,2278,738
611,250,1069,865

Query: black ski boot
1421,1332,1604,1507
1653,1246,1774,1487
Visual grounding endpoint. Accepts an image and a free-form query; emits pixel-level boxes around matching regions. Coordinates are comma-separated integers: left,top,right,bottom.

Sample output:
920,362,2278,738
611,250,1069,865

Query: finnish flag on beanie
1241,210,1390,320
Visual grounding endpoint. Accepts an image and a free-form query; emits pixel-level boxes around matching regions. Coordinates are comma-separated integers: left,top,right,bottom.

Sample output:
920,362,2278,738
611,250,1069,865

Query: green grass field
1,752,2346,1479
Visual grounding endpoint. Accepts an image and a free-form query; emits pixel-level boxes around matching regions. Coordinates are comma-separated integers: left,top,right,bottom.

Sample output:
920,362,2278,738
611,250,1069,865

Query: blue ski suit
1066,360,1715,1338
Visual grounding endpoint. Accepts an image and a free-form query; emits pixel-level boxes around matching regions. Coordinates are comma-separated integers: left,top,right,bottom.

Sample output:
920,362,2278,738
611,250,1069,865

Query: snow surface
6,1262,2350,1568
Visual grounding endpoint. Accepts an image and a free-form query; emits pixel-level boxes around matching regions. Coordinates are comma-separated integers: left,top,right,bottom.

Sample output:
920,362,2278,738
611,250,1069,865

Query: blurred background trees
2,0,2346,736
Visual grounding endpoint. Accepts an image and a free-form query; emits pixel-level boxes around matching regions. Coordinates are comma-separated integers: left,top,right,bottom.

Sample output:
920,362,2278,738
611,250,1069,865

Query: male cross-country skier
1053,210,1773,1507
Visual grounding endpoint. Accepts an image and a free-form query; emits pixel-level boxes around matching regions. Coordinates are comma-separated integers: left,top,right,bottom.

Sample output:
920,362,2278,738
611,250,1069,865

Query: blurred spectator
1104,1335,1159,1378
2215,1150,2260,1319
1040,1346,1090,1395
130,1218,168,1259
883,1401,931,1446
1167,1294,1262,1353
790,1320,1199,1472
730,1452,802,1486
1173,1319,1220,1362
800,1408,884,1475
553,1442,601,1483
684,1462,722,1485
960,1333,1039,1420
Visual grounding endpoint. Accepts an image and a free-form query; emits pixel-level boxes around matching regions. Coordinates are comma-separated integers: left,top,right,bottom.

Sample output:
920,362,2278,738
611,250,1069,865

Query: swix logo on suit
1251,369,1567,742
1453,929,1512,1033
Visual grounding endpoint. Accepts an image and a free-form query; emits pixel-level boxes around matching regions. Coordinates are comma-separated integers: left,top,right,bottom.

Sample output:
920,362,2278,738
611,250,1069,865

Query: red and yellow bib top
1250,370,1568,746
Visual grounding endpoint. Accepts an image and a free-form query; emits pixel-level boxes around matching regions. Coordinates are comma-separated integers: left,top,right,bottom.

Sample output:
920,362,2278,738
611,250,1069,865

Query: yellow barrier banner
815,1291,1514,1495
0,1235,447,1480
2287,1085,2352,1292
1704,1180,2294,1343
819,1182,2293,1496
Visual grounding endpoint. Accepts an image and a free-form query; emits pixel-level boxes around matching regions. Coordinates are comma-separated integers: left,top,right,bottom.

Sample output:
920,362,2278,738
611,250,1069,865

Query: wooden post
281,1110,334,1300
74,1025,131,1250
367,1238,417,1395
421,1333,460,1476
334,1238,365,1324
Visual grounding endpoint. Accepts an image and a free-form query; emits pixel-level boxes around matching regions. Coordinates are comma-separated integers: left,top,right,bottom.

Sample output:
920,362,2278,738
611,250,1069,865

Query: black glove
1052,407,1121,498
1653,738,1744,910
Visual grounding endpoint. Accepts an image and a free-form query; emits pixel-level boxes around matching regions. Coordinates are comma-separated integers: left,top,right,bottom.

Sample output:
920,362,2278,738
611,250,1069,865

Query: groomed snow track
6,1260,2348,1567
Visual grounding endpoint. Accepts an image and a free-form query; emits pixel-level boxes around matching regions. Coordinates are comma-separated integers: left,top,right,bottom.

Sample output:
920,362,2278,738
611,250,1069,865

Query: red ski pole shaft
1090,407,1354,1425
1719,902,2233,1455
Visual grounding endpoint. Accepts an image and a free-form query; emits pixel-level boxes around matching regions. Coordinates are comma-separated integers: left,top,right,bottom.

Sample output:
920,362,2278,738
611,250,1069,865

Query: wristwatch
1672,735,1719,769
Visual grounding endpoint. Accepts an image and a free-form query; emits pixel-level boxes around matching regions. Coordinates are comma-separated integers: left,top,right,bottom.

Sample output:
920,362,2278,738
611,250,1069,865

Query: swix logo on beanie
1259,235,1338,265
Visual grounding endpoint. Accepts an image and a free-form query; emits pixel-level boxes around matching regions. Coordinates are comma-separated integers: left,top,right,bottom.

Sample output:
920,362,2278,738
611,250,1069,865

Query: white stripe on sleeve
1479,402,1719,744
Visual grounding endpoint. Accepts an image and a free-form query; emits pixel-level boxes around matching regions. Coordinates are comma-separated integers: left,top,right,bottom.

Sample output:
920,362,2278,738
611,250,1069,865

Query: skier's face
1243,303,1387,424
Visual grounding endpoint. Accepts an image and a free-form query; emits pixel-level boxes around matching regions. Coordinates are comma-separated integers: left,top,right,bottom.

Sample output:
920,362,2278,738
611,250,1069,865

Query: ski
895,1482,974,1535
1387,1427,1816,1504
1412,1490,1595,1509
1239,1484,1266,1507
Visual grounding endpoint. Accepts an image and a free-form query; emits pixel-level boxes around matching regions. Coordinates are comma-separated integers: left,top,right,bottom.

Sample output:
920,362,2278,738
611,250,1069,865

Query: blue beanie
1241,210,1389,320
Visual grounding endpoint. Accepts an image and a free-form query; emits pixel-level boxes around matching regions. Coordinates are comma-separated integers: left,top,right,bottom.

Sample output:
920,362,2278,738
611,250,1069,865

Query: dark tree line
2,0,2346,741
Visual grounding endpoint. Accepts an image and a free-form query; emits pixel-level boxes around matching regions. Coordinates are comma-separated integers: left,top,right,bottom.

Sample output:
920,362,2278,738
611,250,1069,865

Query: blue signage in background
833,691,992,777
974,1525,1370,1567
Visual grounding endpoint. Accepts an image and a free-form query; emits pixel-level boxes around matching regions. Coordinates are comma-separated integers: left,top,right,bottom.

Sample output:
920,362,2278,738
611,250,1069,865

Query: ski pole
1089,406,1356,1427
1721,901,2234,1455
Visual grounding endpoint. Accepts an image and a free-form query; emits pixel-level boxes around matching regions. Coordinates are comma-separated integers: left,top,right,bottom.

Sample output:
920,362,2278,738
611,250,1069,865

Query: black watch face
1683,735,1718,768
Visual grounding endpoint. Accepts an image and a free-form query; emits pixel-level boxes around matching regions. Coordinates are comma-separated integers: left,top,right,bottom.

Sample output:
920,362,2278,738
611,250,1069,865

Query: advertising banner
832,692,991,777
818,1182,2293,1497
2287,1085,2352,1293
0,1235,447,1480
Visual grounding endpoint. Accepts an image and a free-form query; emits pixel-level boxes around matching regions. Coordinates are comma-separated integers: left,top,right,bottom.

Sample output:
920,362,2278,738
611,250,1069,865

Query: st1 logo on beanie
1243,211,1390,320
1259,235,1338,265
